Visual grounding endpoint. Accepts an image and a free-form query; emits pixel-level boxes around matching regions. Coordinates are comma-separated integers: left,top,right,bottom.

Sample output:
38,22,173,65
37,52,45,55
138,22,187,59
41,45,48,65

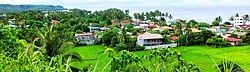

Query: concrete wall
144,43,177,50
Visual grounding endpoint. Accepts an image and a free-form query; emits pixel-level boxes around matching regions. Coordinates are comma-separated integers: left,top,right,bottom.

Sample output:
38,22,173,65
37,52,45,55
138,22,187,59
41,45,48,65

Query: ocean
66,5,250,23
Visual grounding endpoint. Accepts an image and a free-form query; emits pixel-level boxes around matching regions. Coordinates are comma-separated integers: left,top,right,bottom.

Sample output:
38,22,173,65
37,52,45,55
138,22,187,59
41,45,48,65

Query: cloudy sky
0,0,250,9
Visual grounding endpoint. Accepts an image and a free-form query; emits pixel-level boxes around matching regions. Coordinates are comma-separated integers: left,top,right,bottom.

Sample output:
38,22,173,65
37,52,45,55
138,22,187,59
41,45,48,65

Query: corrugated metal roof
138,32,163,39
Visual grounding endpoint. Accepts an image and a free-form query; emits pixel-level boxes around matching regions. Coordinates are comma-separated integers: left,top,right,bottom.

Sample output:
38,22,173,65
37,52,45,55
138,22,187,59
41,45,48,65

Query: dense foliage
105,48,200,72
178,30,216,45
206,36,229,47
217,61,245,72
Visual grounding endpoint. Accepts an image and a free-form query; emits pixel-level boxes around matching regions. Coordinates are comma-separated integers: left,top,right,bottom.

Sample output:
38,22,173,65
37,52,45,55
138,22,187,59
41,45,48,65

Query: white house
137,32,163,46
137,32,177,49
75,33,97,45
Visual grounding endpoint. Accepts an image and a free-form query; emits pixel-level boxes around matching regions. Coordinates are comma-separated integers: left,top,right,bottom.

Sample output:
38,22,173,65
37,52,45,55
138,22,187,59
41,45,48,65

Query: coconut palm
169,14,173,20
229,16,234,22
243,14,249,24
215,16,223,23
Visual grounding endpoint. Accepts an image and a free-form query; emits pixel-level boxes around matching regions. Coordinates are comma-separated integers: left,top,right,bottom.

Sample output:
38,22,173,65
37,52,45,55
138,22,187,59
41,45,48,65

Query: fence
144,43,178,50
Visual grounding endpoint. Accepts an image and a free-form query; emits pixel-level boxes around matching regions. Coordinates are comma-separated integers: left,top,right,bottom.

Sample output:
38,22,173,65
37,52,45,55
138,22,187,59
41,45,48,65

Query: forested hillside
0,4,65,13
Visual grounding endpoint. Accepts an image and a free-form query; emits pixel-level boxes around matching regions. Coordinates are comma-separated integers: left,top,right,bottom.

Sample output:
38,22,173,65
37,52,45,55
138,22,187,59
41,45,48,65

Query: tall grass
0,40,72,71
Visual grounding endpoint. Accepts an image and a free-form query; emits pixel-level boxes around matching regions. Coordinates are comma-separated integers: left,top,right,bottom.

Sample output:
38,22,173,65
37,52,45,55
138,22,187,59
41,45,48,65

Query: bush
212,21,220,26
115,43,131,51
217,61,244,72
115,43,145,51
206,36,229,47
132,45,145,51
75,42,87,46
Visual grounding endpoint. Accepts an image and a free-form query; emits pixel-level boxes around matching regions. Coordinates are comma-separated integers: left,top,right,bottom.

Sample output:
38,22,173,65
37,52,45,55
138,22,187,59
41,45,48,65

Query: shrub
206,36,229,47
75,42,87,46
217,61,244,72
115,43,145,51
132,45,145,51
115,43,131,51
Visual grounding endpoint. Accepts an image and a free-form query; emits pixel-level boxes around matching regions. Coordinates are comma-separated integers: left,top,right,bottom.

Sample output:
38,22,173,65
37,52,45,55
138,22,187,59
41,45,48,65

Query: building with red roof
226,37,242,46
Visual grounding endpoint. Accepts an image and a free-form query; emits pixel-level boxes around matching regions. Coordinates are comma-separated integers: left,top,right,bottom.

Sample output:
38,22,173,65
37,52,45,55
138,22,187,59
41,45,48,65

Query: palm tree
168,14,173,20
215,16,222,23
243,14,249,24
235,13,239,17
184,21,193,45
229,16,234,22
173,21,183,36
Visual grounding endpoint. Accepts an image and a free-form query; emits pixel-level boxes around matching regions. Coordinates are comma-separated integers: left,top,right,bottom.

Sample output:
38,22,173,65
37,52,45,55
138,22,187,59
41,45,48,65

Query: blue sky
0,0,250,9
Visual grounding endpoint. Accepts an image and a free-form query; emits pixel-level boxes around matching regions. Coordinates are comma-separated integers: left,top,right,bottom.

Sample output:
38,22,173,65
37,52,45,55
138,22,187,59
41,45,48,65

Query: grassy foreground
64,45,250,72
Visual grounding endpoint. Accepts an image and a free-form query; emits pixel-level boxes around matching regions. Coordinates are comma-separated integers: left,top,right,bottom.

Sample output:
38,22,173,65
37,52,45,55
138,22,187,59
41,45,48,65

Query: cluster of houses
73,14,249,49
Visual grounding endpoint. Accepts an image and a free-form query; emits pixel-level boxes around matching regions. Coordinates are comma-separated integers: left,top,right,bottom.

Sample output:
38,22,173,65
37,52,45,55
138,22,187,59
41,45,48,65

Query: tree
173,21,184,36
206,36,229,47
187,20,198,27
235,13,239,17
145,49,200,72
242,32,250,43
105,49,148,72
198,22,209,27
169,14,173,20
0,24,21,57
212,20,220,26
180,30,216,46
243,14,250,24
115,43,131,51
100,28,120,47
224,22,232,26
215,16,223,23
229,16,234,22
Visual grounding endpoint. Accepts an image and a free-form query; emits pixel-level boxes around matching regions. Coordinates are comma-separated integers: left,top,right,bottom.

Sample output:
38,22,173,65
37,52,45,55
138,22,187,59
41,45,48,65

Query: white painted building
75,33,97,45
233,16,244,27
137,32,163,46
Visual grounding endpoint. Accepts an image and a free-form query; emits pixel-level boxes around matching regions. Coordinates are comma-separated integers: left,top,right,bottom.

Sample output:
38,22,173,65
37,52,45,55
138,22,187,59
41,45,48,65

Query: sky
0,0,250,9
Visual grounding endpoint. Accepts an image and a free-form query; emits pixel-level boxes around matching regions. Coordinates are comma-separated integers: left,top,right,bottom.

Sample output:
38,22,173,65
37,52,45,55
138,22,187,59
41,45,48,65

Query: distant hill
0,4,66,13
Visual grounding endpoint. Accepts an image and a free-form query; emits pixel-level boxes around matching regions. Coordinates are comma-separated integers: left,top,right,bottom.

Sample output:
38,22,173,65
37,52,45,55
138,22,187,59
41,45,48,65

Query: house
191,28,201,32
226,37,242,46
148,23,157,29
75,33,97,45
232,14,250,27
137,32,164,46
100,27,110,31
238,24,250,30
51,20,59,25
137,32,177,49
121,20,131,27
88,26,100,32
169,36,179,42
139,23,149,29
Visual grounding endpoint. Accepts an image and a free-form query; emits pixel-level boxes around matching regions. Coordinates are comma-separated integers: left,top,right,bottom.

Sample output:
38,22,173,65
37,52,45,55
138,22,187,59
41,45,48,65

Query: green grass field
64,45,250,72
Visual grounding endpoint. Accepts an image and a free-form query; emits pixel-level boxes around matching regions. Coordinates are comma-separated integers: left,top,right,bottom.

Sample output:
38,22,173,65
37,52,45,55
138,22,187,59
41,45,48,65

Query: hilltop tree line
0,4,65,13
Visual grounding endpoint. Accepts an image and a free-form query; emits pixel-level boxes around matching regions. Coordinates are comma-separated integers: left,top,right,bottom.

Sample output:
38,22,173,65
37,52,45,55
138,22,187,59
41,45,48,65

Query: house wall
137,38,144,46
76,35,96,45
